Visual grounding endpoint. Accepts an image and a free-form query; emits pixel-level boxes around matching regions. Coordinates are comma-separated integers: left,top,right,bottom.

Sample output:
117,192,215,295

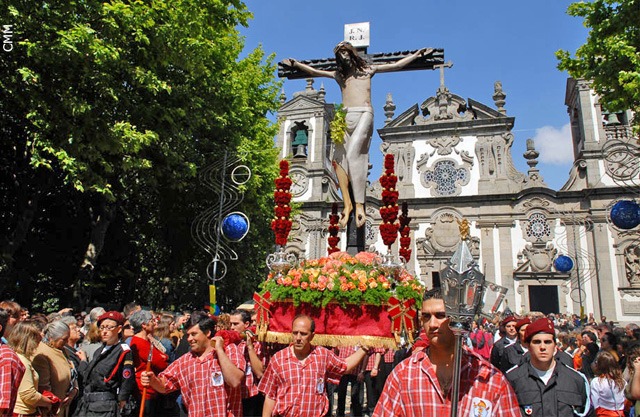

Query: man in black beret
490,315,518,371
506,318,592,417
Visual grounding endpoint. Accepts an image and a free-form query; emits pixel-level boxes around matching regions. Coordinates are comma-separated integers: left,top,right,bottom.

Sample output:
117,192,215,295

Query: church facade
275,77,640,324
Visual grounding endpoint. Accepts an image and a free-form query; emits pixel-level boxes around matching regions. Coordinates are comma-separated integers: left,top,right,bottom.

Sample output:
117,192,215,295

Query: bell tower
275,79,341,259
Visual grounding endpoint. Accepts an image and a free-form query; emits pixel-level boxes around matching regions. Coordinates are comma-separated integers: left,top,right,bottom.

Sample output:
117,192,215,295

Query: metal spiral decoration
600,125,640,292
191,151,251,282
551,209,599,307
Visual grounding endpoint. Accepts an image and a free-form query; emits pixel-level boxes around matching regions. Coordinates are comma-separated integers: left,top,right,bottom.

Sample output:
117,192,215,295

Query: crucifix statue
279,26,444,229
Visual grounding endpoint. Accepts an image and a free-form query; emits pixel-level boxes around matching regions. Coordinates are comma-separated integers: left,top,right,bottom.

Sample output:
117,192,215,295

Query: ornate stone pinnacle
384,92,396,123
305,78,314,91
493,81,506,115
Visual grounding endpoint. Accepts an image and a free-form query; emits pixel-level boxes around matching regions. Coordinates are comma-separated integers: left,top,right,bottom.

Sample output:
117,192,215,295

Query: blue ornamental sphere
554,255,574,273
221,212,249,241
610,200,640,230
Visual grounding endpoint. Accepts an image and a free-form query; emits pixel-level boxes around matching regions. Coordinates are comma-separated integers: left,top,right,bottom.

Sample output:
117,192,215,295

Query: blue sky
240,1,589,190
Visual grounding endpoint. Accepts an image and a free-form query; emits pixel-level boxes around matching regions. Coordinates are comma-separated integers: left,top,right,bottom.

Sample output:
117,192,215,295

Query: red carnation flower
275,177,292,190
327,203,341,255
400,248,412,261
384,154,395,170
398,202,412,260
275,205,292,218
215,330,243,347
272,164,294,248
274,190,292,205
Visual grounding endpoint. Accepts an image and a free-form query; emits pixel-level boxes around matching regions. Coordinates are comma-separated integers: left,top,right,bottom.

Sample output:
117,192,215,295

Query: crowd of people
0,295,639,417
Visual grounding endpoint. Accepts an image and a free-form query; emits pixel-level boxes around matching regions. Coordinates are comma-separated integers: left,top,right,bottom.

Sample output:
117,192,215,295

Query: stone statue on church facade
282,42,433,228
625,245,640,287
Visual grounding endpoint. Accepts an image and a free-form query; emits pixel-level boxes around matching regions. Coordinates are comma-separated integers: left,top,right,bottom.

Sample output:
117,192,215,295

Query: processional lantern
439,218,486,417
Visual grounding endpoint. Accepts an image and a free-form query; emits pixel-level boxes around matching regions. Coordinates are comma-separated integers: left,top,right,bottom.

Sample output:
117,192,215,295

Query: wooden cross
278,48,445,79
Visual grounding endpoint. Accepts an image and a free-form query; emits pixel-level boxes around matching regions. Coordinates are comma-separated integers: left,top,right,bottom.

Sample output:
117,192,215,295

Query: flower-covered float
254,158,424,348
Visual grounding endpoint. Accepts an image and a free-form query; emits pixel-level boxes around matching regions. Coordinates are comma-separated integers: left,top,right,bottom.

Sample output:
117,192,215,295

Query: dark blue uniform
506,360,592,417
73,343,135,417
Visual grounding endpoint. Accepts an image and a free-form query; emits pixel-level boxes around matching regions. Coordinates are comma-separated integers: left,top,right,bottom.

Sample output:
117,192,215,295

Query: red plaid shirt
365,348,384,371
159,344,245,417
383,348,395,363
0,343,25,413
258,345,347,417
337,346,365,375
239,340,263,398
373,348,520,417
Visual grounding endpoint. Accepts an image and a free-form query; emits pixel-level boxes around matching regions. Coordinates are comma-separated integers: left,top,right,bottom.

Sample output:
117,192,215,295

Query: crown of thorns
334,41,357,55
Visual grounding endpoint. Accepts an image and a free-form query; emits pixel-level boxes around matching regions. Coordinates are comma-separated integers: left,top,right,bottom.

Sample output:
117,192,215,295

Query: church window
526,213,551,240
424,160,469,196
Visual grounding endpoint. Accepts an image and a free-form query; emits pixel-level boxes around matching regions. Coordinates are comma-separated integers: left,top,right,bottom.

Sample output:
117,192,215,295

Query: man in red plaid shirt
0,308,25,417
230,309,266,416
373,289,520,417
141,312,245,417
258,314,369,417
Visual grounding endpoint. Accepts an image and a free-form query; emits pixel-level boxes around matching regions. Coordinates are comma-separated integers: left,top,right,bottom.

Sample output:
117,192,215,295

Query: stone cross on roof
434,61,453,88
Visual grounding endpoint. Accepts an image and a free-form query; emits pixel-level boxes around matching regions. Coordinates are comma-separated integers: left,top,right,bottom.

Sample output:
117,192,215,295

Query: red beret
501,315,517,327
515,317,531,330
97,311,125,326
524,318,555,342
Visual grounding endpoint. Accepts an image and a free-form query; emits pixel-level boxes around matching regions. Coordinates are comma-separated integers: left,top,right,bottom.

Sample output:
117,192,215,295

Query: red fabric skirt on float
257,300,408,349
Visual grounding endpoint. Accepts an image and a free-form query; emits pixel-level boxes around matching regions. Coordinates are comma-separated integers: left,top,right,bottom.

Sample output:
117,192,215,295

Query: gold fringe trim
263,331,398,349
257,322,269,341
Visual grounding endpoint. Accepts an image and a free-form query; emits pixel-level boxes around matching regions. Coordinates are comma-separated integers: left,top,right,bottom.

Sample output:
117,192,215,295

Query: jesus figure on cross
283,42,433,228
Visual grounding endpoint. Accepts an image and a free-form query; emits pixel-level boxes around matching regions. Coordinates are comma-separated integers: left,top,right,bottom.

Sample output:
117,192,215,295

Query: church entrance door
528,285,559,314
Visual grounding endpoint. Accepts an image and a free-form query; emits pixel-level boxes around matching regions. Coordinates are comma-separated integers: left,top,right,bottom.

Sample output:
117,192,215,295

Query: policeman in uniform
74,311,135,417
506,317,591,417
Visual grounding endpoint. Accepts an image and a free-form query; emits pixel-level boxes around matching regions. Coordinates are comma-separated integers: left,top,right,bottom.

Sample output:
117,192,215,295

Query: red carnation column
327,203,340,255
271,160,293,247
379,154,399,250
398,202,412,262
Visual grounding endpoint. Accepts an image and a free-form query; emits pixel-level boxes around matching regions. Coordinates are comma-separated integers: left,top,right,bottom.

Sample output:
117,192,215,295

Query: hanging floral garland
379,154,399,249
271,160,293,247
398,202,412,261
327,203,340,255
329,104,347,145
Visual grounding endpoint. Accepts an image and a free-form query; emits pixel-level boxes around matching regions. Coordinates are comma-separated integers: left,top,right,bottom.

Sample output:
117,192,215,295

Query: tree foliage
557,0,640,132
0,0,281,311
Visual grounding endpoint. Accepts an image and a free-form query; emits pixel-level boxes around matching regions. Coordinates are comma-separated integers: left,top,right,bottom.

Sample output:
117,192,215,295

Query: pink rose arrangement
260,251,423,307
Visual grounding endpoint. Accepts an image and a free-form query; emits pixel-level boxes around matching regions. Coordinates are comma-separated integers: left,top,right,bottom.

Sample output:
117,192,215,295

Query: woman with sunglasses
73,311,135,417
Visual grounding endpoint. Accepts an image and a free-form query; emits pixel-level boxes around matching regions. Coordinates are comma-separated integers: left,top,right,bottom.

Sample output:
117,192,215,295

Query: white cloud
533,123,574,165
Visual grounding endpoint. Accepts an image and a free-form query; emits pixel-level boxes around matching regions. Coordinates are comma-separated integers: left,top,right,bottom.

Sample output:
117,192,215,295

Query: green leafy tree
557,0,640,132
1,0,280,309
